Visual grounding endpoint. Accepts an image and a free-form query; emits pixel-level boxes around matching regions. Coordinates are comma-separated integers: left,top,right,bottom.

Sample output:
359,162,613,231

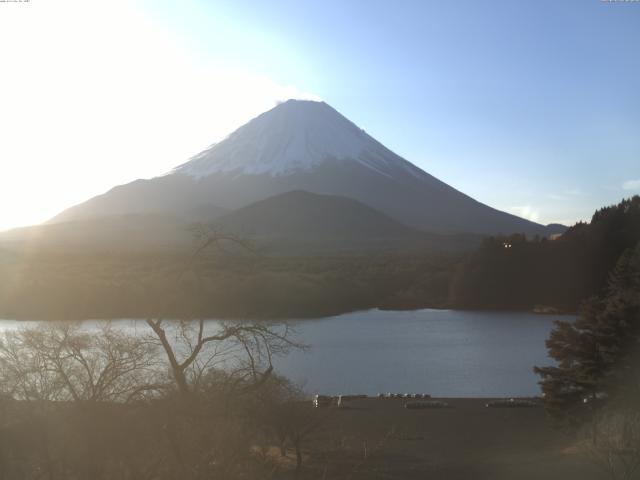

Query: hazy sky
1,0,639,231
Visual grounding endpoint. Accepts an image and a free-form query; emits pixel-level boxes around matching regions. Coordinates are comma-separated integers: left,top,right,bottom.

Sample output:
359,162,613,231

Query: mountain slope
52,99,552,236
213,190,479,253
0,191,479,254
0,214,195,252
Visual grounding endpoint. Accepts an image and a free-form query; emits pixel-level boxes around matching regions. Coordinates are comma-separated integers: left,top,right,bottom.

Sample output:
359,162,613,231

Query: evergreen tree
534,243,640,428
451,195,640,311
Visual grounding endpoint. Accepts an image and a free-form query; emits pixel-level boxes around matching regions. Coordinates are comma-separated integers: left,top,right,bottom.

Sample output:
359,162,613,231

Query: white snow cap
172,99,422,178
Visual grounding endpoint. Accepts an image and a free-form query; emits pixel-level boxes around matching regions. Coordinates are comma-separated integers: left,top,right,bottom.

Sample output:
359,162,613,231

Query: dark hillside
450,196,640,311
214,190,480,254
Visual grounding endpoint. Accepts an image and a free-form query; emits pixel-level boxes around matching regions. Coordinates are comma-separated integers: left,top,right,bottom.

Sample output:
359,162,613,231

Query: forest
449,195,640,311
1,196,638,320
0,249,457,320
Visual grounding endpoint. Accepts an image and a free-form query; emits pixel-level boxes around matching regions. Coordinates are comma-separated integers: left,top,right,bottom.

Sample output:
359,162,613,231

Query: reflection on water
0,309,570,397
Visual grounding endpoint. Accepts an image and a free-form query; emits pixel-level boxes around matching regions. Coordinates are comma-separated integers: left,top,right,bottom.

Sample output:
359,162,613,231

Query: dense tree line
1,196,637,320
0,251,458,320
449,196,640,311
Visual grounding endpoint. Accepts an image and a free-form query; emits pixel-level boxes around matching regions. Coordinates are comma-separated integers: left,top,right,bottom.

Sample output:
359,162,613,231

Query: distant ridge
213,190,480,254
52,99,555,237
0,191,480,254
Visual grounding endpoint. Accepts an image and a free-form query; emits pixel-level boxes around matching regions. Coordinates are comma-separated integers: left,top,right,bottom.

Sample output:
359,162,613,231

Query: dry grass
292,397,601,480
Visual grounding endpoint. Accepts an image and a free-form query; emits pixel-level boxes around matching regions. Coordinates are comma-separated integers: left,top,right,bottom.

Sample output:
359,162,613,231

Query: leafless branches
145,318,305,396
0,228,310,480
143,227,304,396
580,409,640,480
0,322,162,403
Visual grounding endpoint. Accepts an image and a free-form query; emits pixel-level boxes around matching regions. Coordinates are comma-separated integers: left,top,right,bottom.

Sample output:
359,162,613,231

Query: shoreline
299,396,594,480
0,305,577,323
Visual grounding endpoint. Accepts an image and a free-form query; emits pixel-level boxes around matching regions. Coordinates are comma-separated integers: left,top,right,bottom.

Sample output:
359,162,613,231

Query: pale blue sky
139,0,640,225
1,1,638,230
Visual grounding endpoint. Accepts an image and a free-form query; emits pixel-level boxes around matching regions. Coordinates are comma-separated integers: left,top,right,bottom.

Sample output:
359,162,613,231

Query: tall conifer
535,243,640,427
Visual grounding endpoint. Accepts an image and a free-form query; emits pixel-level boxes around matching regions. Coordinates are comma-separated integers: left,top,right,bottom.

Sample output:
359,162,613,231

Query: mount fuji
51,99,553,237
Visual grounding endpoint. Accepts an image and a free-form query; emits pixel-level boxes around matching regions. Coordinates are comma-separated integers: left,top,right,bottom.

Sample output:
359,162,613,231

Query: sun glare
0,0,319,232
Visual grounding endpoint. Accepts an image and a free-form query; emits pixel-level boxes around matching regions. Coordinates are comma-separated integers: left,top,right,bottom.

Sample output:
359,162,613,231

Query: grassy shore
290,397,598,480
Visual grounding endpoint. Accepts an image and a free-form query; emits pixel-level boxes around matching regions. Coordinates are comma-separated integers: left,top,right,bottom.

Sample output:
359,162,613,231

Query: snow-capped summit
52,99,554,237
172,99,421,179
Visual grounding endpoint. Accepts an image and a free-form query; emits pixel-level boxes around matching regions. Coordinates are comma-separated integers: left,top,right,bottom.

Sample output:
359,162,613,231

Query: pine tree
534,243,640,428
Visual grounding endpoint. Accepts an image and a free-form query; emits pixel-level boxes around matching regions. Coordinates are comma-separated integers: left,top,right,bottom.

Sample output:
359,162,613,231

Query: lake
0,309,569,397
275,309,565,397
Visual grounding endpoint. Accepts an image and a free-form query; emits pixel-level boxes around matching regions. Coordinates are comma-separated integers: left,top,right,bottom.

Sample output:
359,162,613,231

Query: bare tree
0,322,162,403
0,322,167,480
145,227,304,397
252,378,329,477
0,229,307,480
580,409,640,480
286,401,327,477
145,318,302,396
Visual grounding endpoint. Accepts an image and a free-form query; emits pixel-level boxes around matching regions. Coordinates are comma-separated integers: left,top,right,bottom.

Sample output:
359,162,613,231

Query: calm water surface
274,309,568,397
0,309,571,397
